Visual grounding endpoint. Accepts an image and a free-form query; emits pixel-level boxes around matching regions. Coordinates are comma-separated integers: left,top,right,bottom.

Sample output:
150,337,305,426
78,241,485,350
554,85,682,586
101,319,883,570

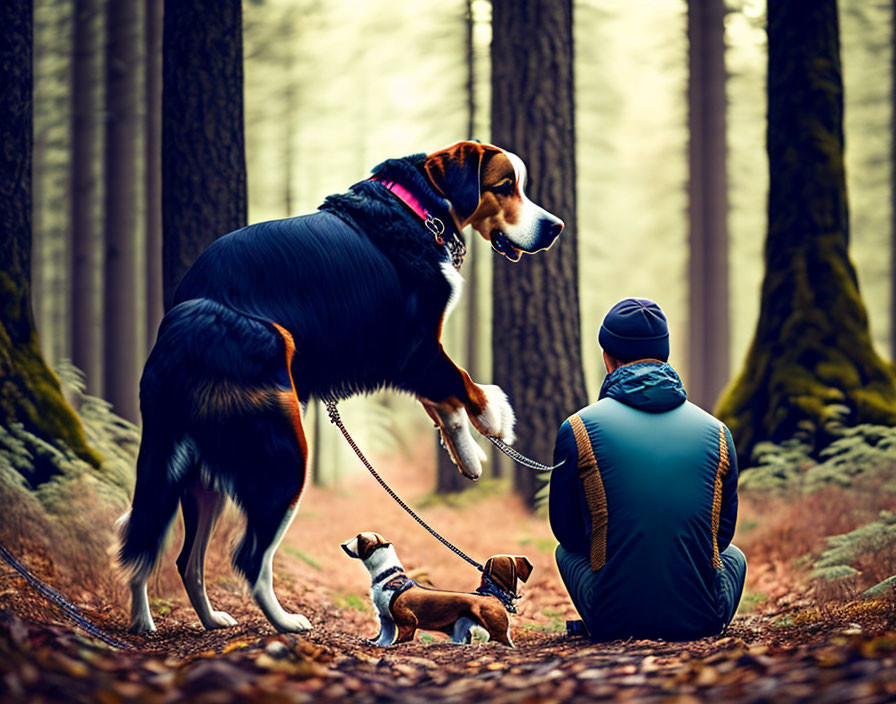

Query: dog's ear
514,556,533,583
357,532,391,560
424,141,501,224
341,536,361,559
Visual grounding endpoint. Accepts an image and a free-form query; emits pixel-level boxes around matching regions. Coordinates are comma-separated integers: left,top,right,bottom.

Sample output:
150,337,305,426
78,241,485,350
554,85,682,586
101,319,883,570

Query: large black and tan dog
118,141,563,634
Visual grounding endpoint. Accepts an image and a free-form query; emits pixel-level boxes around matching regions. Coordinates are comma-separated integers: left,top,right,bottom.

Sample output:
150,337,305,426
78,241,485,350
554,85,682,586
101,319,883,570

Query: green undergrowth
518,535,558,555
0,361,137,592
742,406,896,603
281,544,323,571
812,511,896,600
741,405,896,493
331,592,369,612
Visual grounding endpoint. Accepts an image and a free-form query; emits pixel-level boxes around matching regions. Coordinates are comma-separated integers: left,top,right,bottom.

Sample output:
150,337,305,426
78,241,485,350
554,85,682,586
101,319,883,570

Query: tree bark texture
145,0,163,352
687,0,730,411
0,0,99,469
70,0,105,396
437,0,479,494
490,0,589,505
162,0,247,311
718,0,896,463
891,0,896,360
103,0,144,422
32,0,74,368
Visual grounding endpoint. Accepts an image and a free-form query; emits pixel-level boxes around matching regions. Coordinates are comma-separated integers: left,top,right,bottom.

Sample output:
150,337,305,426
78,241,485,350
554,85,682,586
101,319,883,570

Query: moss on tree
717,0,896,463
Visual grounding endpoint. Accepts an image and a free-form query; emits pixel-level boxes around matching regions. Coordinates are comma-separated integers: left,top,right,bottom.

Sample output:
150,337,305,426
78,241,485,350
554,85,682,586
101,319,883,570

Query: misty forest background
6,0,896,611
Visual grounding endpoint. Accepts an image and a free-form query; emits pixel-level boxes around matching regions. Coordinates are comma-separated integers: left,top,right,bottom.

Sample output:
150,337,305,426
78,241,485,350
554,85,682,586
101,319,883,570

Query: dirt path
3,448,896,701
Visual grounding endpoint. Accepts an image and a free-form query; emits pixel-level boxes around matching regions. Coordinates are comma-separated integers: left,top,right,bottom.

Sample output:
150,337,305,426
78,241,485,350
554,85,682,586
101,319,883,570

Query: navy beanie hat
599,298,669,363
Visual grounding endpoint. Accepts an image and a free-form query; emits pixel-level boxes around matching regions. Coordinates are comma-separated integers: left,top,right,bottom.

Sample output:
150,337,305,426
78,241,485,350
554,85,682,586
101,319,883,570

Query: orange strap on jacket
568,414,609,572
710,424,731,569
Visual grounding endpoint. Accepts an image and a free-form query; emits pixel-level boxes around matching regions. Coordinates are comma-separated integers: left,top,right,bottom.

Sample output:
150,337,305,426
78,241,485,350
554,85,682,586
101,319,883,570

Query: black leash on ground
0,541,132,650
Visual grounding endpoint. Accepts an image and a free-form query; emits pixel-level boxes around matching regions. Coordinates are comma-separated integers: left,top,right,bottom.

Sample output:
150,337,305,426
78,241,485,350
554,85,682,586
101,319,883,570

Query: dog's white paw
441,418,484,480
273,613,313,633
426,402,484,480
204,610,238,629
474,385,516,444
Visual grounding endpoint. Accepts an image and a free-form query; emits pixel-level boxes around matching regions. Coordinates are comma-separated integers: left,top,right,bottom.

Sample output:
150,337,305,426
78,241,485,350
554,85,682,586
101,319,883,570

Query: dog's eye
489,178,514,196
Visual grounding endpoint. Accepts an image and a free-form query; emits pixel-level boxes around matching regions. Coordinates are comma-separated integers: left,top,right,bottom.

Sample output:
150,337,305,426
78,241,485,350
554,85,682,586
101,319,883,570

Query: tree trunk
103,0,144,422
718,0,896,463
162,0,247,311
892,0,896,360
490,0,589,506
0,0,99,469
70,0,104,396
145,0,163,352
32,0,73,369
436,0,479,494
687,0,729,411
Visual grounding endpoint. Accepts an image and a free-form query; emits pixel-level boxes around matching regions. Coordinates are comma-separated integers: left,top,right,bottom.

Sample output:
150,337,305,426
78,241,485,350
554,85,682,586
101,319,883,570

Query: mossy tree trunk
0,0,99,470
717,0,896,463
162,0,247,311
490,0,589,506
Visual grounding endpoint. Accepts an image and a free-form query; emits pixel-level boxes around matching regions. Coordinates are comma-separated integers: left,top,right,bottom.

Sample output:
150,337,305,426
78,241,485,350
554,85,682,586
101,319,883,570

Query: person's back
550,298,745,641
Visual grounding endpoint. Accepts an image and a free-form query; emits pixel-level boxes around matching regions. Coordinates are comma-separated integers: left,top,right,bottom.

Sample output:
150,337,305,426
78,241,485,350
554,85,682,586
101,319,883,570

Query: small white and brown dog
341,532,532,647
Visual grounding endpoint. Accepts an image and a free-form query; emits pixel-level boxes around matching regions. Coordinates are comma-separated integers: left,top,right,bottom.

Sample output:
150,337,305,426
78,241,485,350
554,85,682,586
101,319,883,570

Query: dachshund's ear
514,556,533,583
424,141,500,223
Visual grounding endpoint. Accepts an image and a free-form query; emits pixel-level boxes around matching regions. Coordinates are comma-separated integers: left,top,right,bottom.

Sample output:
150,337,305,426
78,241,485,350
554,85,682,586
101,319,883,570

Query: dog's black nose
547,221,563,239
537,220,564,250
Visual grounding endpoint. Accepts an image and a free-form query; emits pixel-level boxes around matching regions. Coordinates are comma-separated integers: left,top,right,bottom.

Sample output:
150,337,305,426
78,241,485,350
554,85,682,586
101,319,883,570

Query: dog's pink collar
370,177,449,244
372,178,427,220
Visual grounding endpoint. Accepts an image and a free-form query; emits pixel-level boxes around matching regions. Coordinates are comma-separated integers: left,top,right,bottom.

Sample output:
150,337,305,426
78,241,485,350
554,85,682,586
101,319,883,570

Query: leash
325,400,484,572
485,435,564,472
0,541,133,650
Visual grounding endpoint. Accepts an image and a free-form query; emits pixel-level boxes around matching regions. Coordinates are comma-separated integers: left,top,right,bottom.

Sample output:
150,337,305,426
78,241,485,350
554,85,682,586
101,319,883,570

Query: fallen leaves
4,605,896,703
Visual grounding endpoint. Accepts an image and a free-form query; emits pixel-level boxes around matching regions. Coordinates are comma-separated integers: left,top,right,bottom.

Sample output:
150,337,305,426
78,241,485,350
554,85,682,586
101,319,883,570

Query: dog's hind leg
119,433,197,634
248,503,311,633
452,616,478,643
176,484,236,630
232,322,312,633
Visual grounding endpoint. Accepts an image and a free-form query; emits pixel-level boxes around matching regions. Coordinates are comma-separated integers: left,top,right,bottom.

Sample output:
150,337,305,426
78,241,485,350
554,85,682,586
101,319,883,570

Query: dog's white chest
441,261,464,320
371,584,394,617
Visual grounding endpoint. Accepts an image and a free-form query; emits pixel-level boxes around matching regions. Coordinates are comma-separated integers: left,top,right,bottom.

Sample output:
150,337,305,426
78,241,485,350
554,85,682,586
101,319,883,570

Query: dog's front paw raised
424,401,485,480
472,385,516,445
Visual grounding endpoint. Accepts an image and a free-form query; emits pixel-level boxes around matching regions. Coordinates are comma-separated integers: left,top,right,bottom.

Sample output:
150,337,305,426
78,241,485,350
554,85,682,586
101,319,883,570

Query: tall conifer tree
719,0,896,462
490,0,588,505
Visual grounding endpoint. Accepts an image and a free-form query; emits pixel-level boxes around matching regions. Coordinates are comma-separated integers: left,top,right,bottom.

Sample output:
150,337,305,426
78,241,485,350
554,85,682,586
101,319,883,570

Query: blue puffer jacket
549,361,739,641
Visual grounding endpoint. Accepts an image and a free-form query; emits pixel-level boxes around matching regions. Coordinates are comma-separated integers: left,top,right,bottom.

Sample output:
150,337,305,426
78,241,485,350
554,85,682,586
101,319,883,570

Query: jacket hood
599,360,687,413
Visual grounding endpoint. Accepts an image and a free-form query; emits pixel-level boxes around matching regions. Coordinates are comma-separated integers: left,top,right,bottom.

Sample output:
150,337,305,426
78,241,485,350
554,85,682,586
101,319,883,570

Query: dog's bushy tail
118,303,202,580
117,430,194,579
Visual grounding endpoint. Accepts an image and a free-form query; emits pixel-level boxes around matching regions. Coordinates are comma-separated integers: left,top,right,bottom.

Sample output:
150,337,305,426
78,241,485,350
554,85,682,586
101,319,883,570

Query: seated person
550,297,746,641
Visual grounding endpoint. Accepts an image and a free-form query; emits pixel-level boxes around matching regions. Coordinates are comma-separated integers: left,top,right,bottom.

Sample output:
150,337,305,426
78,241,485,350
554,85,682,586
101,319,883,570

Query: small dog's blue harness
374,566,418,609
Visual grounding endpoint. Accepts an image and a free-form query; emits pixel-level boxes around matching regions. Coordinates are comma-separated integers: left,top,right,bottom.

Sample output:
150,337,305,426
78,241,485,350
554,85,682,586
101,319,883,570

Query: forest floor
3,443,896,703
